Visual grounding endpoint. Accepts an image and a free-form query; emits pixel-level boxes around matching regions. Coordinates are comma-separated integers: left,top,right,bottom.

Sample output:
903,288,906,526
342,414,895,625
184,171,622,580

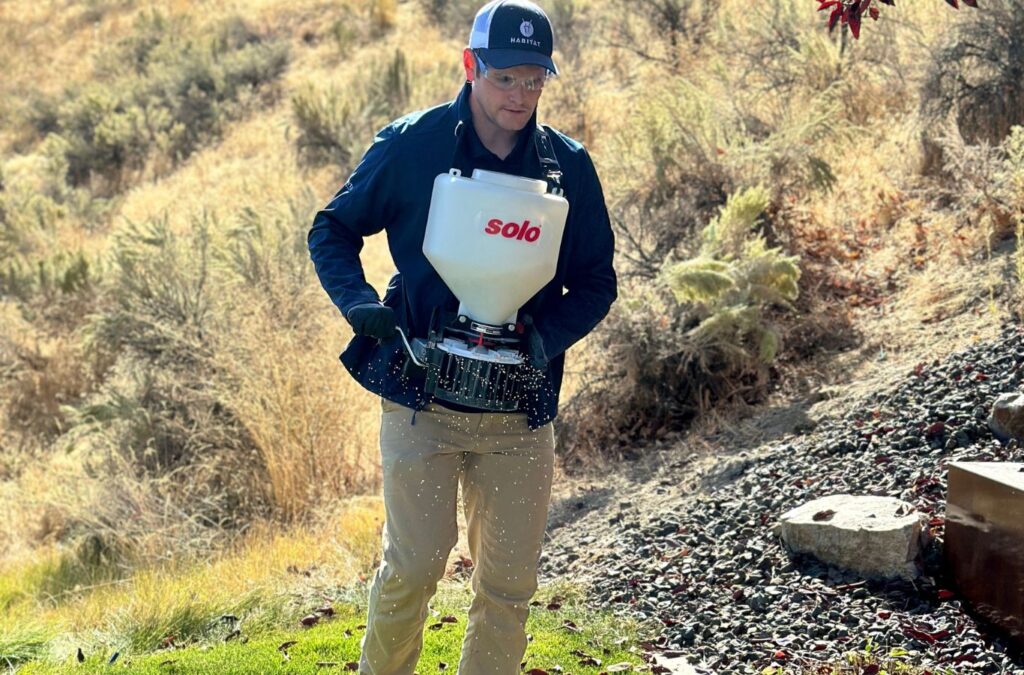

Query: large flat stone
778,494,926,580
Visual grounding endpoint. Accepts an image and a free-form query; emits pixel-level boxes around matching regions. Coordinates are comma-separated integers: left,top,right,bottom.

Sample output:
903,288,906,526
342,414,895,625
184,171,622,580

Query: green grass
10,581,652,674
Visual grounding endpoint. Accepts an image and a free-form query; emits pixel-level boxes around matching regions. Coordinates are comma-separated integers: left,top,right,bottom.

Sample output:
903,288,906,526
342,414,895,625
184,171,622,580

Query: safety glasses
473,50,552,92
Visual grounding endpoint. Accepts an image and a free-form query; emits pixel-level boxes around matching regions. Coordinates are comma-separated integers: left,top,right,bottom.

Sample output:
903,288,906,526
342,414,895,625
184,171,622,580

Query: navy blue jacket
308,82,617,429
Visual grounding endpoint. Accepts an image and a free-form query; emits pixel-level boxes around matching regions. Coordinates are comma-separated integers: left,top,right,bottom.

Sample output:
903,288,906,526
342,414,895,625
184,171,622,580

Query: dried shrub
213,195,380,521
369,0,399,36
919,0,1024,174
602,0,717,70
418,0,482,39
291,49,412,169
2,336,92,443
608,79,836,280
70,215,268,540
40,12,289,193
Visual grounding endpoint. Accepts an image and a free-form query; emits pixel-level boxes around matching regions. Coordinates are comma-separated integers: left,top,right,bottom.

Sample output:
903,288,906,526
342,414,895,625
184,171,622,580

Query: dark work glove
346,303,397,340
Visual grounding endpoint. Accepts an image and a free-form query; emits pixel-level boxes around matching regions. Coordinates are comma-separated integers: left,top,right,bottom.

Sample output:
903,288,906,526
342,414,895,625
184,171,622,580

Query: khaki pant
359,400,556,675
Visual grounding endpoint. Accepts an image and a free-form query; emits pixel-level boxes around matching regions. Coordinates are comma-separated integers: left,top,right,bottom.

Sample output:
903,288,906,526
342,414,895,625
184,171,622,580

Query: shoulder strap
533,125,563,194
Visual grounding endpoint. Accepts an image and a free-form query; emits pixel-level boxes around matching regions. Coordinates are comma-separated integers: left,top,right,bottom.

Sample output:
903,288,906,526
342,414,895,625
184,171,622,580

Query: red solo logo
484,218,541,243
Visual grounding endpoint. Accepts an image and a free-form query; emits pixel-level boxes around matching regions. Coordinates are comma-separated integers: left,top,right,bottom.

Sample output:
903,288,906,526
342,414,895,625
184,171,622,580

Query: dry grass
211,295,383,522
0,495,384,659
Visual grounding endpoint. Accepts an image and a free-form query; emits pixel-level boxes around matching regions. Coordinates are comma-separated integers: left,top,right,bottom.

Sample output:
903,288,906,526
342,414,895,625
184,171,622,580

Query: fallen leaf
345,663,359,671
606,664,632,673
317,662,339,668
428,622,444,631
76,648,85,663
813,509,836,522
278,641,298,652
441,615,458,624
561,619,582,633
300,614,320,628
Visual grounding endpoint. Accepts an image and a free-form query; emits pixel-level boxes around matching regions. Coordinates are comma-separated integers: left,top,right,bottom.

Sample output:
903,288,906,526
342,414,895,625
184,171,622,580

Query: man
307,1,616,672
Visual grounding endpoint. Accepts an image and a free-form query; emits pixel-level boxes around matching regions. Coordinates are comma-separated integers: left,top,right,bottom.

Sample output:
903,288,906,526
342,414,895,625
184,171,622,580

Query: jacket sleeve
532,148,618,363
308,129,397,318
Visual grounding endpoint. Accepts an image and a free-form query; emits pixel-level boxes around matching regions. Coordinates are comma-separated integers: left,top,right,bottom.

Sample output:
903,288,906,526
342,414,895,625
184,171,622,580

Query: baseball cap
469,0,558,75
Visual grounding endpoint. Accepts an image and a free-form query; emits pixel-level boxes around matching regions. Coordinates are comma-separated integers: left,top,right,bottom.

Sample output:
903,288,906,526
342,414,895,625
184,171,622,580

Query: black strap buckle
533,125,563,193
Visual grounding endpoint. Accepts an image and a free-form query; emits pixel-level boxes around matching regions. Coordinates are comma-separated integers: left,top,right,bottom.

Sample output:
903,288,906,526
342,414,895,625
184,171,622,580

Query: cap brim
476,48,558,76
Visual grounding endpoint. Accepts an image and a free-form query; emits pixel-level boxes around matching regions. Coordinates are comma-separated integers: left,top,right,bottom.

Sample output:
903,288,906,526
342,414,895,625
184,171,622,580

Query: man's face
463,49,546,134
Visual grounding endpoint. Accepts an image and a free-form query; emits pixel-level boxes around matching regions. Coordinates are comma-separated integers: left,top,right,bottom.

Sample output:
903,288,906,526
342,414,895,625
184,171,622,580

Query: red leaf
864,665,880,675
946,0,959,7
869,6,880,19
962,0,978,5
828,6,842,31
813,509,836,522
849,13,862,38
818,0,841,9
938,589,956,600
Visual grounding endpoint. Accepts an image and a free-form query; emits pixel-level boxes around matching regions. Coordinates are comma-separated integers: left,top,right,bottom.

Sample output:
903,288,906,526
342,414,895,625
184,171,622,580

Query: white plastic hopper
423,168,569,326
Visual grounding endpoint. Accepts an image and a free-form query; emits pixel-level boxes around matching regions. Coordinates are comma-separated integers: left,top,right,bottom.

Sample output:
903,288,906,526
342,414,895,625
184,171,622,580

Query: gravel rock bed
541,323,1024,673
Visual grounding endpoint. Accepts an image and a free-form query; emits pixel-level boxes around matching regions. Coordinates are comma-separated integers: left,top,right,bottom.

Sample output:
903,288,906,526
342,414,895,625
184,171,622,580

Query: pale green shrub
558,187,800,463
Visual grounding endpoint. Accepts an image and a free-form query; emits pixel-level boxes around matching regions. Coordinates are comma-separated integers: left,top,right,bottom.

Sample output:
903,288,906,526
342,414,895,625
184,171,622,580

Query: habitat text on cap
469,0,558,75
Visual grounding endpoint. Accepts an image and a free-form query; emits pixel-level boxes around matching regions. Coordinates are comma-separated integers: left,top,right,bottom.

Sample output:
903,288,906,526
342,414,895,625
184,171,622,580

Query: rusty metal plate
945,461,1024,651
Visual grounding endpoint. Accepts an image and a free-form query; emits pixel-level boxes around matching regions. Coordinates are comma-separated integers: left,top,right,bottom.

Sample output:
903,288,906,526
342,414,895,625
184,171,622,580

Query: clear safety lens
474,51,552,92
